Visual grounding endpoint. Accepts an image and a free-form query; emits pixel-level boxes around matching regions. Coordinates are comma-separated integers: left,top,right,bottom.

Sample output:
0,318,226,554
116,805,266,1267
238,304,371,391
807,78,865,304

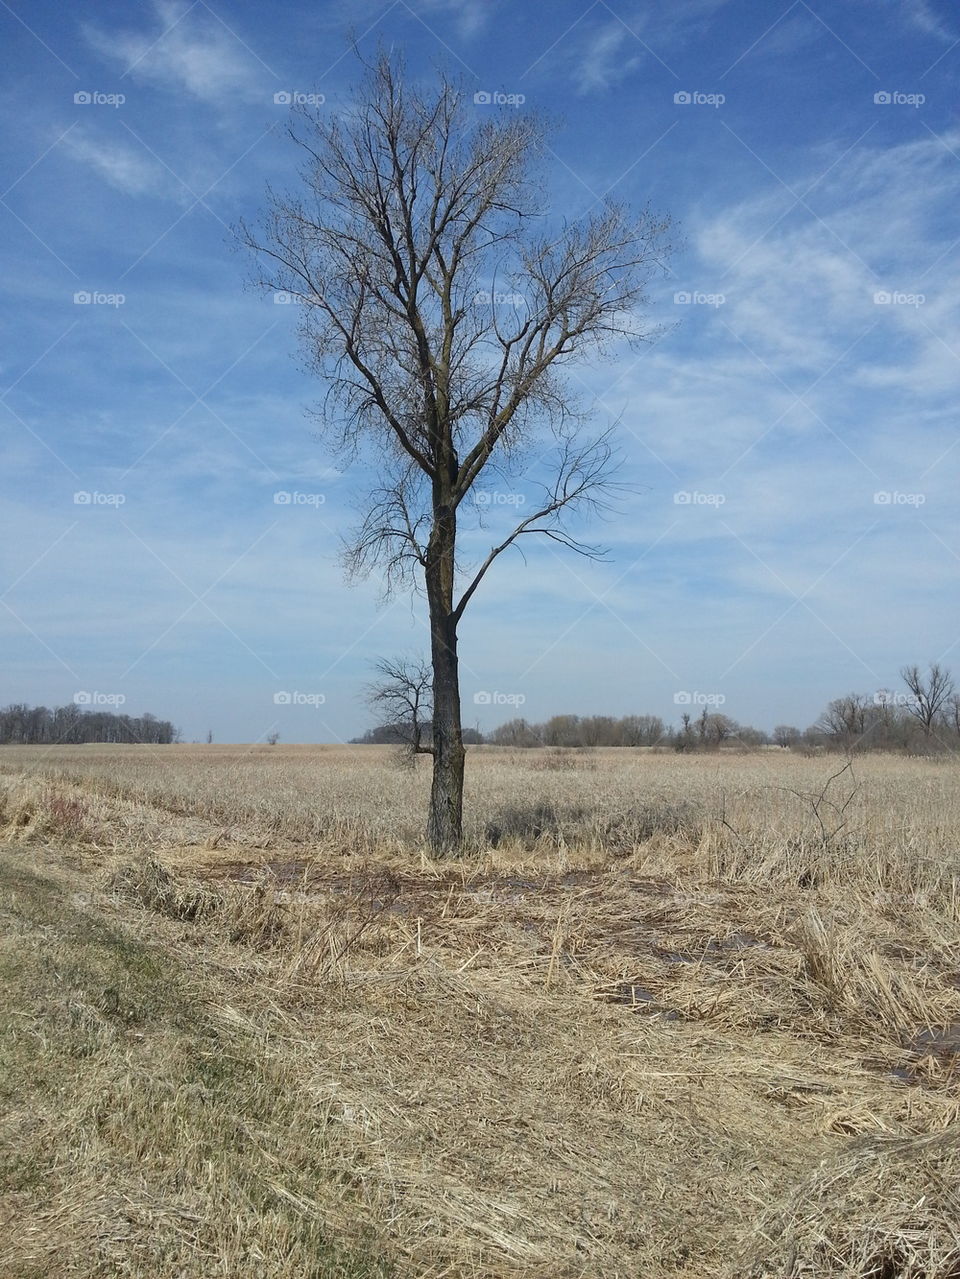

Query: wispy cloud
692,127,960,388
82,0,271,104
424,0,493,40
3,0,958,738
574,22,644,94
901,0,956,42
60,131,172,199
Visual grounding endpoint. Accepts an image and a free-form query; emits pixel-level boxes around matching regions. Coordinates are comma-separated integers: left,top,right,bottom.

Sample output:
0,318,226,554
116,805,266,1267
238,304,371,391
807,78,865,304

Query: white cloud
83,0,269,104
688,128,960,390
426,0,492,40
574,23,644,94
60,131,171,199
902,0,956,42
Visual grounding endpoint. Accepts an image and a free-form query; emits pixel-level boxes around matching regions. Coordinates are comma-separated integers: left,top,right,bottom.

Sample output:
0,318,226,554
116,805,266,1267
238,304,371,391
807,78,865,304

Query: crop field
2,744,960,1278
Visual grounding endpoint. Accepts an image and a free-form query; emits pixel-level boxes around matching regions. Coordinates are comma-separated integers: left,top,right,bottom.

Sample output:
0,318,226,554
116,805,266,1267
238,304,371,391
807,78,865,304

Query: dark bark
238,54,674,854
425,486,465,852
427,607,465,852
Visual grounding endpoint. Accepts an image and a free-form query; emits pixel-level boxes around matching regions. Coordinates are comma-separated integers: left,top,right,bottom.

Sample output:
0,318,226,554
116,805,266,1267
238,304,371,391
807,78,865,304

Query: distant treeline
0,703,177,745
355,663,960,754
487,668,960,752
351,723,484,746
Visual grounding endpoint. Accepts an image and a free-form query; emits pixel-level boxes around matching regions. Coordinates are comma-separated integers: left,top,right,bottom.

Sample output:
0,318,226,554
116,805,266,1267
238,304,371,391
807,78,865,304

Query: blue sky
1,0,958,743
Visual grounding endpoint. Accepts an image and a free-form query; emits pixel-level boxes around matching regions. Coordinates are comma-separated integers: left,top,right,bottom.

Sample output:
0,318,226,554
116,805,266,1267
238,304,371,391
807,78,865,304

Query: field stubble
2,744,960,1278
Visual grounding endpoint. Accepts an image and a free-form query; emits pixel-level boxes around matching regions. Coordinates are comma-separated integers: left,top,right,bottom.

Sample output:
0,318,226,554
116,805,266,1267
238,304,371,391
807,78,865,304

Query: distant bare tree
675,712,695,752
817,694,869,748
366,657,434,760
543,715,584,748
901,663,954,737
488,717,541,747
705,713,738,746
239,52,673,852
619,714,665,747
689,711,739,748
773,724,801,748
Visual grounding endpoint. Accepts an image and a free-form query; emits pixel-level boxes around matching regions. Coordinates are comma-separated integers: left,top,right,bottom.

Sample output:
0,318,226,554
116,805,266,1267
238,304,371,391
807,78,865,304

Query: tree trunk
425,497,465,855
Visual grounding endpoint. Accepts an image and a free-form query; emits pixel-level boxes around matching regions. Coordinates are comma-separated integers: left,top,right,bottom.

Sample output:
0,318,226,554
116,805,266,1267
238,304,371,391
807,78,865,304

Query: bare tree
704,713,738,746
817,694,870,748
901,663,954,737
488,717,541,747
675,712,695,752
773,724,801,748
366,656,434,759
239,53,673,851
948,693,960,738
620,714,665,747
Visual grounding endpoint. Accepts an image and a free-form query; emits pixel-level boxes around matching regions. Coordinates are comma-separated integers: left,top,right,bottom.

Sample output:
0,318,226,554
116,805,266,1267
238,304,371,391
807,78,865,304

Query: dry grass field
2,743,960,1278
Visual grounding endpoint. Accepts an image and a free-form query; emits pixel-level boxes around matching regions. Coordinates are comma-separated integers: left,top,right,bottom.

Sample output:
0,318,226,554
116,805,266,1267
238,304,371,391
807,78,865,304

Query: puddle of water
605,982,656,1006
656,933,773,966
556,870,598,887
627,877,675,898
910,1024,960,1057
882,942,921,960
712,931,770,952
465,888,496,904
219,859,315,884
864,1052,958,1088
599,983,681,1021
270,859,328,883
890,1065,916,1085
863,1057,914,1083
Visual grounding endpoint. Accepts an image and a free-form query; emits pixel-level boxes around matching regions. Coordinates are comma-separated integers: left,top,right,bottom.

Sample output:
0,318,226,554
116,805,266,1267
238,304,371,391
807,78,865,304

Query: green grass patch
0,852,393,1279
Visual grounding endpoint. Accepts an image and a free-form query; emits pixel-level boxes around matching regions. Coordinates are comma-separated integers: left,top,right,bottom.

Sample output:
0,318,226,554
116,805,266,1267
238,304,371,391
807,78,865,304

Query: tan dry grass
2,746,960,1276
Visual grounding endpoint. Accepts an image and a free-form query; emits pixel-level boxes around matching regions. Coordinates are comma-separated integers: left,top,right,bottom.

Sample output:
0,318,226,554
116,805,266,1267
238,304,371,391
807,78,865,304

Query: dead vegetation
2,745,960,1277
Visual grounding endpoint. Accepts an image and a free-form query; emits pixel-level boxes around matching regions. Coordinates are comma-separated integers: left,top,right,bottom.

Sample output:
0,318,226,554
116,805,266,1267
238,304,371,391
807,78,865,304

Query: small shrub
41,789,95,841
485,802,586,847
527,748,596,772
225,880,288,949
109,858,221,922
